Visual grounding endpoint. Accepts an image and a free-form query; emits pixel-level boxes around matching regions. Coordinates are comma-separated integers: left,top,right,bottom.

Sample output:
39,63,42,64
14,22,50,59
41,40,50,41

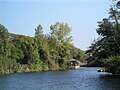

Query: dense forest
0,22,86,74
86,0,120,74
1,0,120,75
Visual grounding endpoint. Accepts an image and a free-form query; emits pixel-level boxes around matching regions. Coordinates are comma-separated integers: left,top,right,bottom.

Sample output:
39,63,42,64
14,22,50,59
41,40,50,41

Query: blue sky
0,0,112,50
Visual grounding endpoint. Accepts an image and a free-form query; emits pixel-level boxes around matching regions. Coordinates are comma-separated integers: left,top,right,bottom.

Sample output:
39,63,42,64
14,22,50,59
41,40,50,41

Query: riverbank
0,64,66,75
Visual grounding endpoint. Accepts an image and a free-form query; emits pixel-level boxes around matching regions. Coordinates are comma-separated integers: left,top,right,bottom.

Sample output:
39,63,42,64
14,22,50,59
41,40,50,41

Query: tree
0,24,10,59
50,22,73,68
86,0,120,73
0,24,21,74
70,45,86,62
35,24,43,36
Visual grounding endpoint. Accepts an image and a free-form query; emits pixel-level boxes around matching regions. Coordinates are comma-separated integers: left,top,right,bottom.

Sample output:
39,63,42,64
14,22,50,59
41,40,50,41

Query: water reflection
98,74,120,90
0,68,120,90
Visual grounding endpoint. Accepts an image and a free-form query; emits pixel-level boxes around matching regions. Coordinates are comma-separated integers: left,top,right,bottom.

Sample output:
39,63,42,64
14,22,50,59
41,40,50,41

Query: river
0,67,120,90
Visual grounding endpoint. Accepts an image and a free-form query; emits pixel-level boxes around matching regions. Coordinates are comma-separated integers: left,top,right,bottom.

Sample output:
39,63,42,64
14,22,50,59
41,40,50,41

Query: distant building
69,59,80,69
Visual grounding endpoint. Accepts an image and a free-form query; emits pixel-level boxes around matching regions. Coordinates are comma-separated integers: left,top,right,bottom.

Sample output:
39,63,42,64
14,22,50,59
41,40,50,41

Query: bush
103,56,120,74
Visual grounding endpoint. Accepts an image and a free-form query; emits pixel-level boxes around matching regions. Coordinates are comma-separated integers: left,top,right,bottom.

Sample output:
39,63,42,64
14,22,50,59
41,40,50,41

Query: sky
0,0,112,50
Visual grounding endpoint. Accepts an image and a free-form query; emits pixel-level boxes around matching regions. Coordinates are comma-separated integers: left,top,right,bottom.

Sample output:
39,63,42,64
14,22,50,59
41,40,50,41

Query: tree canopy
0,22,85,74
86,0,120,74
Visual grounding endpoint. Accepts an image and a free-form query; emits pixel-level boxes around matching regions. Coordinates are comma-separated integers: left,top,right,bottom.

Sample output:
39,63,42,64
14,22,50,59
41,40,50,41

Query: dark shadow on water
99,73,120,79
98,73,120,90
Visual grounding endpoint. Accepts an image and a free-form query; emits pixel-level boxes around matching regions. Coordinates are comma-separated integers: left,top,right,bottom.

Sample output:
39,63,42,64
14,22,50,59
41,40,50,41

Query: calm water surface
0,67,120,90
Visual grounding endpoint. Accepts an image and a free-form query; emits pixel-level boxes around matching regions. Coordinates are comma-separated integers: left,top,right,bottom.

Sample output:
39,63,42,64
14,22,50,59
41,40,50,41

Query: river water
0,67,120,90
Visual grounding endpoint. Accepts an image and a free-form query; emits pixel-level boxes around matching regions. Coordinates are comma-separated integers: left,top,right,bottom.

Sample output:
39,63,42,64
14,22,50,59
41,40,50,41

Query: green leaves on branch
86,1,120,74
50,22,73,68
103,56,120,74
0,22,85,74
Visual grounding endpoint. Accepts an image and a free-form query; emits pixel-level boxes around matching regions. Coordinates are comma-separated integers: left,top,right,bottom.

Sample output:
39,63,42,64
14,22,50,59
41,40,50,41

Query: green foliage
86,1,120,73
30,60,44,71
103,56,120,74
35,24,43,36
0,24,21,74
70,46,86,62
0,22,85,74
50,22,73,68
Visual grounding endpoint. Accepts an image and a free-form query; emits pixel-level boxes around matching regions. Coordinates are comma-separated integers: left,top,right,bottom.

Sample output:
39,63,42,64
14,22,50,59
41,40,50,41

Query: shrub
103,56,120,74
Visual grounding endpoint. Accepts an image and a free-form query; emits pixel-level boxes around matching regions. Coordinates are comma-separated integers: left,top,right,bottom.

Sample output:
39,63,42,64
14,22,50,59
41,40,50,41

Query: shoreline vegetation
86,0,120,74
1,0,120,75
0,22,86,75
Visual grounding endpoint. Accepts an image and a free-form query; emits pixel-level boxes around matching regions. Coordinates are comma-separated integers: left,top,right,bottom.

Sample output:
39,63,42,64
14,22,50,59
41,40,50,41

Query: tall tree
50,22,72,68
86,0,120,73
